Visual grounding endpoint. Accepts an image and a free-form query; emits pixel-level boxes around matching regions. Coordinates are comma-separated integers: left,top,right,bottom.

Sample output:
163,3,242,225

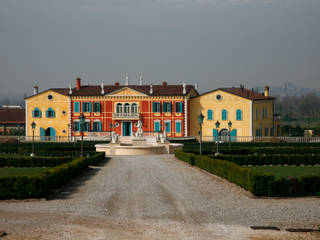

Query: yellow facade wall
252,100,274,136
190,90,276,138
26,90,70,138
190,90,252,137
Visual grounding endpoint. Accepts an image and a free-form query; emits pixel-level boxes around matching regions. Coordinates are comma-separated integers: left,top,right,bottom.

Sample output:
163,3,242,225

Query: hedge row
175,150,320,197
210,154,320,166
0,154,74,167
0,152,105,199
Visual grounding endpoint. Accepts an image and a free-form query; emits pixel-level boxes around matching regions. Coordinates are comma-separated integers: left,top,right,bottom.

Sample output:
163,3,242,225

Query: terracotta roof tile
0,108,25,124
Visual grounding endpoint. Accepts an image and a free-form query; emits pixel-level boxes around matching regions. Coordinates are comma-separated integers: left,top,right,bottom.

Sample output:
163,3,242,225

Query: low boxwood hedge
210,154,320,166
175,150,320,197
0,154,74,167
0,152,105,199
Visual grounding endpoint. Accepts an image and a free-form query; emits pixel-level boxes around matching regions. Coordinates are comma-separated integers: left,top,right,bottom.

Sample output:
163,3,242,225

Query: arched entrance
45,127,56,141
219,128,229,142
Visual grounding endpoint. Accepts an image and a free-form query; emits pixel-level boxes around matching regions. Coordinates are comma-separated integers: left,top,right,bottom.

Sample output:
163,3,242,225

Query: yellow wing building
189,86,281,141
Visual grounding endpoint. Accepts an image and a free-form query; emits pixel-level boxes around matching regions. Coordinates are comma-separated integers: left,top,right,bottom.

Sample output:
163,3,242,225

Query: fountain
95,120,183,156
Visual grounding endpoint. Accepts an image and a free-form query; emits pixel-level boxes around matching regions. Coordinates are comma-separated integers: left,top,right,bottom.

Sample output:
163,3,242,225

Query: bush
0,152,105,199
175,150,320,197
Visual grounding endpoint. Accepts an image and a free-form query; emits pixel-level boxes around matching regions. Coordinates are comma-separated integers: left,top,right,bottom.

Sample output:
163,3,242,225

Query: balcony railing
112,112,140,119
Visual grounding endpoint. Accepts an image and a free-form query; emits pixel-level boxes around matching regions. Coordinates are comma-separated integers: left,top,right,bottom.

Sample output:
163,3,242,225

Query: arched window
32,107,42,118
236,109,242,120
207,109,213,120
222,109,227,120
46,107,55,118
116,103,122,113
124,103,130,113
131,103,138,113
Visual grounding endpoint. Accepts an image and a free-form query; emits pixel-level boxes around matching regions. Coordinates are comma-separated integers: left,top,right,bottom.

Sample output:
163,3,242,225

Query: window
236,109,242,120
175,121,181,133
265,128,269,136
124,103,130,113
175,102,183,113
83,102,91,112
131,103,138,113
48,95,53,100
222,109,227,120
165,121,171,132
216,94,222,100
83,121,90,131
116,103,122,113
207,109,213,120
163,102,172,113
271,127,274,137
93,121,101,132
32,107,41,118
265,109,268,119
153,102,161,113
93,102,101,112
73,121,80,131
74,102,80,113
154,120,160,132
46,108,55,118
256,109,259,120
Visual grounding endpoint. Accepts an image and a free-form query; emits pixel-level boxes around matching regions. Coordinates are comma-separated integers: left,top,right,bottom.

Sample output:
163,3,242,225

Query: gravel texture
0,154,319,239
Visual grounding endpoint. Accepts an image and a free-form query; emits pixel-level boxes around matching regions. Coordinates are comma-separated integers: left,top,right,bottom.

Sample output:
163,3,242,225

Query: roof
55,84,196,97
0,107,25,124
198,87,275,100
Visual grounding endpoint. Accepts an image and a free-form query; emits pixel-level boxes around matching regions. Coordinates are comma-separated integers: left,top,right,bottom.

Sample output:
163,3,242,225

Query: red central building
70,78,199,138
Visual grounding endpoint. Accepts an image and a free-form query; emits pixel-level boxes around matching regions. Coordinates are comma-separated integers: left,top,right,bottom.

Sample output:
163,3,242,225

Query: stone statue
160,129,167,143
111,131,119,143
135,120,143,138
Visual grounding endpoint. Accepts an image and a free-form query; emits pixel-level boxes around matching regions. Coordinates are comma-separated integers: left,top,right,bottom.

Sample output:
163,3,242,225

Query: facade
25,78,198,139
25,78,280,140
25,88,70,140
189,86,281,140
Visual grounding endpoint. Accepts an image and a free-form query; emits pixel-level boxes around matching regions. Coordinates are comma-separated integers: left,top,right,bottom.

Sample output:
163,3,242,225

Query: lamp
79,113,85,157
198,112,204,155
228,121,232,148
30,121,36,157
215,120,220,155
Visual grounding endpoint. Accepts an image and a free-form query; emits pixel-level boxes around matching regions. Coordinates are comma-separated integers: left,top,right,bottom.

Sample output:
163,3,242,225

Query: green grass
247,166,320,179
0,167,51,178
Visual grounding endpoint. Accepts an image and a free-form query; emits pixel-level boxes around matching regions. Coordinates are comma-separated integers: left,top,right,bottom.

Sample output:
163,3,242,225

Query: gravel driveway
0,155,319,239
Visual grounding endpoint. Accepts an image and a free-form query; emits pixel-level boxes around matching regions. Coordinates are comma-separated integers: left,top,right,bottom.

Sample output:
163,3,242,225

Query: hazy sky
1,0,320,96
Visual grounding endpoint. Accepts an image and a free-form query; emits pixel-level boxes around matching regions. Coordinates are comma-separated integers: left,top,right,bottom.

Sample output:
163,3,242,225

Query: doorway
122,121,132,136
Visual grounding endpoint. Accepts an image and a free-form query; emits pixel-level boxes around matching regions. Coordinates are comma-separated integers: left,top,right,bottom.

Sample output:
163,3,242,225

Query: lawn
0,167,51,178
248,166,320,179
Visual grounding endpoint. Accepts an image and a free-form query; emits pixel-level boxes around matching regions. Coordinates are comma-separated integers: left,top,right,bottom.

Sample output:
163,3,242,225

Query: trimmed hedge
175,150,320,197
0,154,74,167
210,154,320,166
0,152,105,199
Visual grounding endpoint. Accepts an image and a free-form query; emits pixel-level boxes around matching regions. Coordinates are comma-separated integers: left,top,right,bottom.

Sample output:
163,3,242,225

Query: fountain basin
95,142,183,156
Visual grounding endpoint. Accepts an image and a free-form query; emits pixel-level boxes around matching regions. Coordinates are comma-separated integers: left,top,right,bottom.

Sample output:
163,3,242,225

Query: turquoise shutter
213,129,218,141
79,122,81,131
52,110,55,118
89,103,92,112
32,111,35,117
169,102,171,112
152,103,155,112
98,103,101,112
40,128,45,141
181,102,183,112
39,110,41,118
46,110,48,118
155,122,159,132
82,102,85,112
176,122,181,133
99,122,102,131
74,102,79,112
230,129,237,142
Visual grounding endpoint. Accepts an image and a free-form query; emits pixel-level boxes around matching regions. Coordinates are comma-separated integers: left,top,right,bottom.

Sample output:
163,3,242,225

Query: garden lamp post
215,120,220,155
80,113,85,157
198,112,204,155
30,121,36,157
228,120,232,148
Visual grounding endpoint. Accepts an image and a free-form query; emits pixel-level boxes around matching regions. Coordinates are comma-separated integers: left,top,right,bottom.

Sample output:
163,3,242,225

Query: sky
1,0,320,96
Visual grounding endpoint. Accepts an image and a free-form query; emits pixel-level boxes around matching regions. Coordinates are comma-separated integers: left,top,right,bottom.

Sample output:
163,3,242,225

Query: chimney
125,73,129,86
194,82,198,90
33,86,39,95
114,82,120,86
182,82,186,95
101,82,104,95
76,78,81,90
139,73,143,86
240,84,244,92
149,84,153,95
162,81,167,86
69,84,72,95
264,86,270,97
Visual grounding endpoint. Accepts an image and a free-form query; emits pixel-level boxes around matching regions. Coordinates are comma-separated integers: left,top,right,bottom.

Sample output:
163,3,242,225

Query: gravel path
0,155,319,239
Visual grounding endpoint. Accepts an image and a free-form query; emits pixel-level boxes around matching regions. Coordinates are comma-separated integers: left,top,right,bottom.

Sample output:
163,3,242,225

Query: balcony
112,112,140,120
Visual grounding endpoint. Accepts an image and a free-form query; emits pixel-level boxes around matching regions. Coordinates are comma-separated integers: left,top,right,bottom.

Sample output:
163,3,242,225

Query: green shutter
152,103,155,113
74,102,79,112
